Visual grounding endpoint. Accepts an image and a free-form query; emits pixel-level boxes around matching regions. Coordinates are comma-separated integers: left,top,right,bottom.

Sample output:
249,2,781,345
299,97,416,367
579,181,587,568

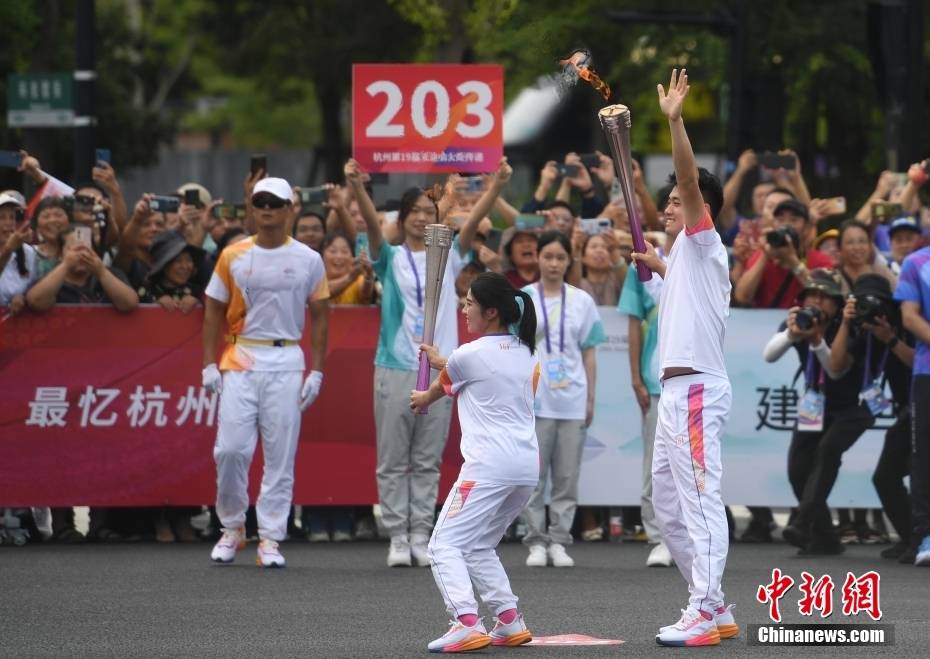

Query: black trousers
872,409,911,544
788,406,874,535
911,376,930,541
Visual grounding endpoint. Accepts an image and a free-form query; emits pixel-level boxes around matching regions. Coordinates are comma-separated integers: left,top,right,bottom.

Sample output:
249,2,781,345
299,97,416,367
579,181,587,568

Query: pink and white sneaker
255,538,286,568
427,620,490,653
714,604,739,639
490,615,532,647
655,606,720,647
210,527,245,564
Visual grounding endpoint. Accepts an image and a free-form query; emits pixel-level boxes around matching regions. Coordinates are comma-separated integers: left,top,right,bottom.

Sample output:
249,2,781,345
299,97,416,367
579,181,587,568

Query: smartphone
382,210,399,225
355,231,369,257
515,214,546,230
183,189,201,207
579,153,601,169
580,218,612,235
234,204,247,220
95,148,111,165
465,176,483,193
556,163,580,178
250,153,267,177
299,186,328,205
0,150,23,169
211,203,237,220
484,228,503,253
872,202,903,224
73,225,93,248
823,196,846,216
759,151,796,170
149,195,180,213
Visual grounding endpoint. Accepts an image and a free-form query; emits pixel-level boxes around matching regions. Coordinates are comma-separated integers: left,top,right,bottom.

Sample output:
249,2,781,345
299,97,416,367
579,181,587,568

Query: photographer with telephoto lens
780,272,910,554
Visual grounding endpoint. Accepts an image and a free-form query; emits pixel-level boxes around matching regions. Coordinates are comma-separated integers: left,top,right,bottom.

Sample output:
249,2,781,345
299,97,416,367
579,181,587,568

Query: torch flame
559,49,611,102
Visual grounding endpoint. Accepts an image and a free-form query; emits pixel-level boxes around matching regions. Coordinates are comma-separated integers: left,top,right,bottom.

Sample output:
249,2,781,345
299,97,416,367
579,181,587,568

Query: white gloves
202,363,222,394
300,370,324,411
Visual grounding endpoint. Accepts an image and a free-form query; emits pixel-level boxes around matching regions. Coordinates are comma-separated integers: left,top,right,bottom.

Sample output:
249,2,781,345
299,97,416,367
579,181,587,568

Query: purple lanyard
403,244,423,307
804,351,826,390
538,283,566,354
861,335,889,390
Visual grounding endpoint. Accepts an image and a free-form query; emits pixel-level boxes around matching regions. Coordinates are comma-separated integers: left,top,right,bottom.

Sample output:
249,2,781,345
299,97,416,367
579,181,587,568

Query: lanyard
538,283,566,354
403,244,423,307
861,335,889,390
804,351,826,390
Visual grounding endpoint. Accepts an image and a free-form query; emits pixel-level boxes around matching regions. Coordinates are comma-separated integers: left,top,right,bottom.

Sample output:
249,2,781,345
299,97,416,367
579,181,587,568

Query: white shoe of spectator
387,534,412,567
525,544,548,567
332,529,353,543
647,542,674,567
210,527,245,564
410,533,431,567
256,539,285,568
308,530,331,543
548,543,575,567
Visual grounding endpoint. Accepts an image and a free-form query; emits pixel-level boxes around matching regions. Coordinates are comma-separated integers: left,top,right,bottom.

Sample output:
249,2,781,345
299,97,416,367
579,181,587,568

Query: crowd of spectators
2,145,930,568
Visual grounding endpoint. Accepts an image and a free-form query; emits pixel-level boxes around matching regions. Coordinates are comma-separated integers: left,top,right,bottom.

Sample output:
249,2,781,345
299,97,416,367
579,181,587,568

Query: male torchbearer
631,69,737,647
201,176,330,568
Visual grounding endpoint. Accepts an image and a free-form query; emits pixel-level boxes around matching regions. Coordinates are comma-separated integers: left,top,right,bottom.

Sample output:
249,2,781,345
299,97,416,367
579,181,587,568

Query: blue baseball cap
888,216,920,238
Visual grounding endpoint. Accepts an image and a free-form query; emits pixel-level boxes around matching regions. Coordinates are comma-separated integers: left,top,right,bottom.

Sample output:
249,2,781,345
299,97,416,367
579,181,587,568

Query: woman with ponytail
521,231,606,569
410,272,540,652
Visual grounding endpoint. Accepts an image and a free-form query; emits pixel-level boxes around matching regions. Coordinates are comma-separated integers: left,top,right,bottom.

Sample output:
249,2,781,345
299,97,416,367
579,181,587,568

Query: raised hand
494,156,513,185
657,68,689,121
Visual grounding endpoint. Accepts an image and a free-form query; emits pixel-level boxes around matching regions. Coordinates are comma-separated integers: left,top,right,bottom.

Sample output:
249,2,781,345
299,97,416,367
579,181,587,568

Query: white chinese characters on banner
24,386,218,429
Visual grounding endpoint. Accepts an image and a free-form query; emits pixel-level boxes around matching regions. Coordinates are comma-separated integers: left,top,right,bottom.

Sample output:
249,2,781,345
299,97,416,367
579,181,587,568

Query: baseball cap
0,191,25,208
799,268,844,300
252,177,292,202
813,228,839,249
887,216,920,238
773,199,809,221
176,182,212,206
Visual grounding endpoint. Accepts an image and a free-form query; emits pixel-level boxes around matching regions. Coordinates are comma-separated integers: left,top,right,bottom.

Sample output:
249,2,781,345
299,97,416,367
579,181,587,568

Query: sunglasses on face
253,195,288,210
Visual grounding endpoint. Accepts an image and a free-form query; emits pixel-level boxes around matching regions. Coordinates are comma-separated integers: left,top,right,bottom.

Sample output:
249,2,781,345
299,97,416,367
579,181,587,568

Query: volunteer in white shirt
346,157,514,568
202,176,329,568
631,69,737,647
521,231,605,569
410,272,540,653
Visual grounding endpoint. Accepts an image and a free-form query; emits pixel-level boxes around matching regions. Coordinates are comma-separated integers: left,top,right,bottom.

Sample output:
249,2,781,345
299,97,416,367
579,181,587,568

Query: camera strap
770,270,796,308
861,335,889,390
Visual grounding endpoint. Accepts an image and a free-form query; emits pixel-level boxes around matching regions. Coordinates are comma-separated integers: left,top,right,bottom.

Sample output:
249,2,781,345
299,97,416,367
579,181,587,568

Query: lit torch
559,49,611,101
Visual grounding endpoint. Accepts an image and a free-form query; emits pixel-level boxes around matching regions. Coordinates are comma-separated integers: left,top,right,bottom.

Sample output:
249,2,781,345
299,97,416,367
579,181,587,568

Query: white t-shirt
205,237,329,371
0,244,37,305
372,240,469,371
657,211,731,380
522,283,606,420
444,334,540,485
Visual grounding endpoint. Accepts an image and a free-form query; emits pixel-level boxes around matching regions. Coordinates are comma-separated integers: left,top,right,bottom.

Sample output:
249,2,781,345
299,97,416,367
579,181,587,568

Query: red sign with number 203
352,64,503,174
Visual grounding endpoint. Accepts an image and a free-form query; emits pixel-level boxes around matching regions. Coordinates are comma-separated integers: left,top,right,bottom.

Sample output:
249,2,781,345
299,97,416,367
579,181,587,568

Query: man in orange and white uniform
202,176,329,568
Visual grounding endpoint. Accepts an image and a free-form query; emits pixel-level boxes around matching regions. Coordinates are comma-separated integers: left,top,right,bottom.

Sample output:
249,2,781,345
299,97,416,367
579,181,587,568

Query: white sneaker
427,619,490,653
714,604,739,639
656,606,720,647
490,615,532,647
331,530,353,542
387,534,412,567
525,544,548,567
210,527,245,563
410,533,431,567
256,538,285,568
548,543,575,567
646,542,674,567
307,530,331,543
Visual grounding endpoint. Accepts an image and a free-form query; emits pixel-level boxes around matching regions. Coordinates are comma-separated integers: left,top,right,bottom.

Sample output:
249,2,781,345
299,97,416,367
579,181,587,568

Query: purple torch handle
416,353,432,409
598,105,652,282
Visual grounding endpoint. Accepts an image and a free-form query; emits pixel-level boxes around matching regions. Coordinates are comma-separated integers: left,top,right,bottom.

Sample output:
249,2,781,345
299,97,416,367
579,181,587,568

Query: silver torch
598,104,652,282
415,223,454,414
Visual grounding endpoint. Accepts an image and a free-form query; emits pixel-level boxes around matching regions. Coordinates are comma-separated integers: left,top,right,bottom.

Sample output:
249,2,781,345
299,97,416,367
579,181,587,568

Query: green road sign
7,72,75,127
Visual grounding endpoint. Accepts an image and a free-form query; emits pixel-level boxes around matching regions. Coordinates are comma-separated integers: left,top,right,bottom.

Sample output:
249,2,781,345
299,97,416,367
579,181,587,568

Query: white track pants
652,374,731,614
213,370,303,542
428,479,535,619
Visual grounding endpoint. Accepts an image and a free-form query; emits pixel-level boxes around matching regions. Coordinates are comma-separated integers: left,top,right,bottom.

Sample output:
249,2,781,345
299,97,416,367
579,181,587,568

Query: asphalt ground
1,539,925,658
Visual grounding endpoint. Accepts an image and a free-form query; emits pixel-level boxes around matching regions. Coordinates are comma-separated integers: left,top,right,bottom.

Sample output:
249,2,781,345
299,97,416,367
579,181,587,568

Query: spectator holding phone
578,231,626,306
25,225,139,312
137,230,205,313
31,197,71,278
501,228,540,289
886,217,923,275
0,193,36,313
346,156,512,567
322,232,374,305
522,231,605,568
294,210,327,253
113,194,169,288
734,199,834,307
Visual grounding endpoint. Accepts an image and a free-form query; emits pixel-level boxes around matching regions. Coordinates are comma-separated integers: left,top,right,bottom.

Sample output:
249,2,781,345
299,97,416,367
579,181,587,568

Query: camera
149,195,180,213
556,163,580,178
299,186,329,205
853,294,889,327
765,226,799,249
795,306,824,331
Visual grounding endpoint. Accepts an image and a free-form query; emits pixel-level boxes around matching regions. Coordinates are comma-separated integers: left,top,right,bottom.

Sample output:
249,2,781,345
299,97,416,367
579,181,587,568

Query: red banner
0,307,469,507
352,63,503,173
